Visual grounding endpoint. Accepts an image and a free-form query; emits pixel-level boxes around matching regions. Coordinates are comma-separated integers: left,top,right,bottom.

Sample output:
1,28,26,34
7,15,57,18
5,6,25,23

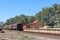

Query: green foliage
5,14,36,25
5,4,60,28
35,4,60,28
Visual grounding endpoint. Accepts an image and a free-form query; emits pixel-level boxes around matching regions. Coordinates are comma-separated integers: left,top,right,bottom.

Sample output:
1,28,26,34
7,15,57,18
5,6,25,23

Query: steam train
3,23,29,31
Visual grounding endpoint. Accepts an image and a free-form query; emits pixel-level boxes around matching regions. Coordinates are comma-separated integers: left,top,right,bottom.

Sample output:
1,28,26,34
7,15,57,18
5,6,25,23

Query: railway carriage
4,23,28,31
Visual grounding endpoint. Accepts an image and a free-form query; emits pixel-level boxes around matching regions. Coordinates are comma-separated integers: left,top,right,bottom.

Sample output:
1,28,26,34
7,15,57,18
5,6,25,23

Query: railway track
23,29,60,39
21,31,60,40
3,30,60,40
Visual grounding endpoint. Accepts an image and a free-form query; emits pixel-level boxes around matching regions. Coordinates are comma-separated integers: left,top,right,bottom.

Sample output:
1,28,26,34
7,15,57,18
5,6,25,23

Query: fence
24,28,60,35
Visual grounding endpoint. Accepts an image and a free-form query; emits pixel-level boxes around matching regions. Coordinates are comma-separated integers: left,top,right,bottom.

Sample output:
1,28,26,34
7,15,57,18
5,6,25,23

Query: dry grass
0,30,39,40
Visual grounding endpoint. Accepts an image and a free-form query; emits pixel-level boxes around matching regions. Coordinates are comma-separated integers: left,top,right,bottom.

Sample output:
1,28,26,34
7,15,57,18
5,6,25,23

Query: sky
0,0,60,22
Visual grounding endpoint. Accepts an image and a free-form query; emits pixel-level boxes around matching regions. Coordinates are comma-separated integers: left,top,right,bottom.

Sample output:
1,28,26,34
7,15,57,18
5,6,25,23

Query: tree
5,4,60,28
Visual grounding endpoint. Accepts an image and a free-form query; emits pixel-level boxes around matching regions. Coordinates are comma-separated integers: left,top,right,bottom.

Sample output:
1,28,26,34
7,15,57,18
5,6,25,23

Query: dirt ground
0,30,39,40
0,30,60,40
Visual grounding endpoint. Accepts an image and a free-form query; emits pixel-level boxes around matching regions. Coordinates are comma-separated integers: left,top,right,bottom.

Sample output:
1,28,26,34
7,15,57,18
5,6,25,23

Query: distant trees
5,4,60,28
5,14,35,25
35,4,60,28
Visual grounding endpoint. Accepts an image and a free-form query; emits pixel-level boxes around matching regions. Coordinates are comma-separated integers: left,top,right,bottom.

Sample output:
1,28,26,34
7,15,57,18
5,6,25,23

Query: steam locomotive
3,23,30,31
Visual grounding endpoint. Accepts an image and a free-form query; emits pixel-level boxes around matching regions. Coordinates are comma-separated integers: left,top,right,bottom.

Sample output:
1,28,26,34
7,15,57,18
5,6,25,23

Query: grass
0,30,39,40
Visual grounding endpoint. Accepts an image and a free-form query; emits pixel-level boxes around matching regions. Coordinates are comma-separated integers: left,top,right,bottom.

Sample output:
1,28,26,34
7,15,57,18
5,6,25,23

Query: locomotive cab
17,23,23,31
